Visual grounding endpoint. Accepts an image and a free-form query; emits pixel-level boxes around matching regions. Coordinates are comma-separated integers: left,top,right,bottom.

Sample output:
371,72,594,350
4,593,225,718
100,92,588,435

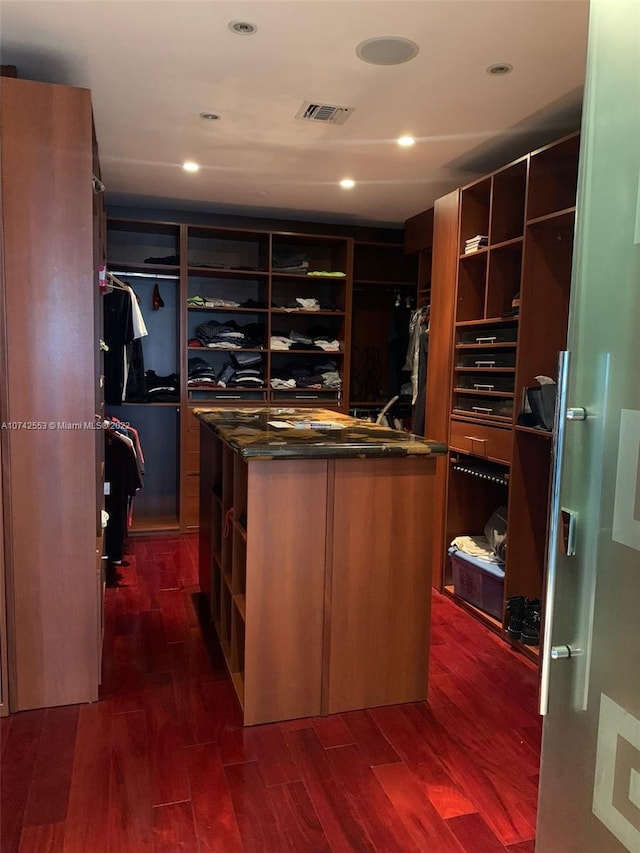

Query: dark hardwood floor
1,535,540,852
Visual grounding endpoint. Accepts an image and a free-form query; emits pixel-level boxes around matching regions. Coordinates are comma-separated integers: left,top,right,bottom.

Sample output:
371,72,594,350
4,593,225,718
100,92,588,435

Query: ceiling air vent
295,101,354,125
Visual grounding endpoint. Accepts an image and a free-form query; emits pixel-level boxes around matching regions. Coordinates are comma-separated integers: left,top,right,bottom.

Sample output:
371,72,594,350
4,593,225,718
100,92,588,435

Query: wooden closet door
0,78,99,710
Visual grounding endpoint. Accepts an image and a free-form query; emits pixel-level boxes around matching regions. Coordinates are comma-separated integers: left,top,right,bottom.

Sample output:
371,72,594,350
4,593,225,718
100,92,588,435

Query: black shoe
520,599,541,645
506,595,525,639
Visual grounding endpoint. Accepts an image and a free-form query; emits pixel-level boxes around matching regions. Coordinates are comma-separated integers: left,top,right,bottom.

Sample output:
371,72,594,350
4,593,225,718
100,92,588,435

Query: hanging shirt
103,289,134,405
128,286,148,339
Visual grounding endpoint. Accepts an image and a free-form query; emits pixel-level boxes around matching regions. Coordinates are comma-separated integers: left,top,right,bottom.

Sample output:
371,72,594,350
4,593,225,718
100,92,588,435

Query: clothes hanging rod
109,269,180,281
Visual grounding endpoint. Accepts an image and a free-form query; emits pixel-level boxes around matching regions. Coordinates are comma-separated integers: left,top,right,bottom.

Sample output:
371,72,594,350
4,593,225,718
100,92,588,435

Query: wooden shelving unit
428,131,580,660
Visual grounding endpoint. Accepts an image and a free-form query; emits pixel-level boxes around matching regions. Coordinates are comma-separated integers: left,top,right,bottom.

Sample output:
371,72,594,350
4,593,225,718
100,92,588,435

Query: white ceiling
1,0,589,227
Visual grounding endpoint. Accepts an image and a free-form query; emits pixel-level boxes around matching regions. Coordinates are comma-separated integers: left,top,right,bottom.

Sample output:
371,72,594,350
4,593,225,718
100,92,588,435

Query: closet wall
0,76,103,710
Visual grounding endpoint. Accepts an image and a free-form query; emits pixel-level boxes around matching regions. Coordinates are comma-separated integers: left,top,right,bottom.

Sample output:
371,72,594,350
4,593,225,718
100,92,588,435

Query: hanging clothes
104,419,144,567
403,306,430,435
103,283,148,404
389,294,412,397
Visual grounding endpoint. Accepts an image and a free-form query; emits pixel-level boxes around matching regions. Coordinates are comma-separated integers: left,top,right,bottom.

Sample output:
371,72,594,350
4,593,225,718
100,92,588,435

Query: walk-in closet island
195,407,446,724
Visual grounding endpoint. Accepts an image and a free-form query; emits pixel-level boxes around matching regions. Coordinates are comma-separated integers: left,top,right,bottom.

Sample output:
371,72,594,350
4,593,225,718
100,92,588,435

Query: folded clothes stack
272,252,309,274
269,328,341,351
195,319,264,349
187,295,240,308
270,359,341,391
145,370,179,401
187,353,264,390
187,295,267,309
272,297,323,311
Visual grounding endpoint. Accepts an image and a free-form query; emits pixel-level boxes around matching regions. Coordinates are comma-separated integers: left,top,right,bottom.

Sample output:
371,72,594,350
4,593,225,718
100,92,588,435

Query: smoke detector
295,101,355,125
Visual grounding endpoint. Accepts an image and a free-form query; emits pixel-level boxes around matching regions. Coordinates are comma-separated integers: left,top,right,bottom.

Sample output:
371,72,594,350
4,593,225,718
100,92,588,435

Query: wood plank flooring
1,535,542,852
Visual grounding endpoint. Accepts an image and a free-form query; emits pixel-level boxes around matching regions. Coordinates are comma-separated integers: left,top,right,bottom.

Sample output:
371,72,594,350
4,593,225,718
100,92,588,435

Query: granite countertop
193,407,447,460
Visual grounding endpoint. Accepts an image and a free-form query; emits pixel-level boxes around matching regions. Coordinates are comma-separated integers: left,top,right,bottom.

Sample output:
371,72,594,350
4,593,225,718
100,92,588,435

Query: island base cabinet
199,425,437,724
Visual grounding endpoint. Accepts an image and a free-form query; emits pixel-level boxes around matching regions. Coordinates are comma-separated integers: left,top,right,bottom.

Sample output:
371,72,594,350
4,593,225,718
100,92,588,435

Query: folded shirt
450,535,504,564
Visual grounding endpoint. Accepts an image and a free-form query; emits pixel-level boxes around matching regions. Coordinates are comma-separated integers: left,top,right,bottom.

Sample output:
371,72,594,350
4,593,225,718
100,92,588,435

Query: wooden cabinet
428,132,579,660
184,226,352,409
199,422,436,725
0,77,101,710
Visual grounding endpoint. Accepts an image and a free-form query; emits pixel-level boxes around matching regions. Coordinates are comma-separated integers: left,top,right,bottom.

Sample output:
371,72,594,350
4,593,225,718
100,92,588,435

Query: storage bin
449,547,505,619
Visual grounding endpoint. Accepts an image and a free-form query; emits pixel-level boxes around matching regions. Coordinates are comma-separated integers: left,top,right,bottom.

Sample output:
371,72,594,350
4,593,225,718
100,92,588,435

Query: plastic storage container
448,547,505,619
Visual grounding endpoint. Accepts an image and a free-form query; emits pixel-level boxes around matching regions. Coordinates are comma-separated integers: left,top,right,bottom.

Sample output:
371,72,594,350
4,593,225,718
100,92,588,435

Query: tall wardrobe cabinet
425,132,579,662
0,77,102,711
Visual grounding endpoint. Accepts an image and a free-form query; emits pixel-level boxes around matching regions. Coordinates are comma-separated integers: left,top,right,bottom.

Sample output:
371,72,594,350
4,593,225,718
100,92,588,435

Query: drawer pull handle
294,394,319,399
474,383,494,391
476,335,497,343
464,436,487,443
475,360,495,367
472,406,493,414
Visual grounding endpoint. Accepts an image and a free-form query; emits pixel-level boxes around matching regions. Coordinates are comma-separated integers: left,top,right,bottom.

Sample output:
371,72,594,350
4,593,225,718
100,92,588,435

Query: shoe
506,595,525,639
520,598,542,645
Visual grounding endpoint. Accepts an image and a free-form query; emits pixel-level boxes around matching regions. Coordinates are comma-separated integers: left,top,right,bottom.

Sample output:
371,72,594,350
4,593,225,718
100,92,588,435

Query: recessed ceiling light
183,161,200,173
200,112,220,121
229,20,257,35
356,37,419,66
398,136,415,147
487,63,513,76
340,178,355,190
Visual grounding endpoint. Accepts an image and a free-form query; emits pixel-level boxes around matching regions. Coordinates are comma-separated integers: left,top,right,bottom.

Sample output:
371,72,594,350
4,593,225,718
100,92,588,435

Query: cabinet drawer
458,325,517,345
456,351,516,369
454,374,514,393
449,419,513,464
453,395,513,420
